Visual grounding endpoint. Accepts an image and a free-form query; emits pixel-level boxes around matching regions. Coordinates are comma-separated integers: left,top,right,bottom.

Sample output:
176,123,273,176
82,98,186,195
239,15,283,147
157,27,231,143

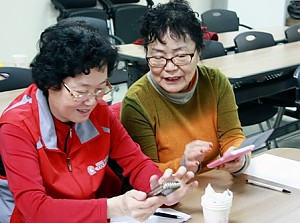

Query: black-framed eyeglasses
62,81,113,102
146,48,197,68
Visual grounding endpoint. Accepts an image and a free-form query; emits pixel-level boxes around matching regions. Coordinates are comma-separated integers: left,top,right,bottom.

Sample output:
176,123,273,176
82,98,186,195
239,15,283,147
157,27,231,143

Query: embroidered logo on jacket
87,155,109,176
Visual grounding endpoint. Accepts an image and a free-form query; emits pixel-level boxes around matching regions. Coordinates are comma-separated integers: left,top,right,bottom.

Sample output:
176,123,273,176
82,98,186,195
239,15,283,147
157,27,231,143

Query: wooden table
118,41,300,80
201,41,300,80
175,148,300,223
119,41,300,103
118,40,300,168
118,44,145,63
201,41,300,109
117,26,288,61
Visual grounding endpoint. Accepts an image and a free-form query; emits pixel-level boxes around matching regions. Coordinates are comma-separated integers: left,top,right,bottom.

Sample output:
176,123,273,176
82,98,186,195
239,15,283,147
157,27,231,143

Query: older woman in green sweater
121,0,249,175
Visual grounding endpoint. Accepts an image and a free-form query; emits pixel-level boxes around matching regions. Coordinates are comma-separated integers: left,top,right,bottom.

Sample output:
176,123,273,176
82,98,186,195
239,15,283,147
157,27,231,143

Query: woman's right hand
107,189,162,222
182,140,213,173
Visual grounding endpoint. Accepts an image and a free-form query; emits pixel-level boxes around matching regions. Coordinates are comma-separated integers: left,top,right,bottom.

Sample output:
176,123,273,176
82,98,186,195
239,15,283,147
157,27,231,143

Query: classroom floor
111,83,300,153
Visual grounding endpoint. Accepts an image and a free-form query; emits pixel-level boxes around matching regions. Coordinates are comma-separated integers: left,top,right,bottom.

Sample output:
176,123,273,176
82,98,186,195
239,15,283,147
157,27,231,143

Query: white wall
189,0,213,17
212,0,290,28
0,0,58,65
0,0,289,65
226,0,289,28
0,0,212,65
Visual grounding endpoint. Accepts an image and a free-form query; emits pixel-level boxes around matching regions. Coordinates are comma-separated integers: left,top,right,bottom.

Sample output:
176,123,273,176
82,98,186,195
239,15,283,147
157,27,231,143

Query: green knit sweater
121,65,246,173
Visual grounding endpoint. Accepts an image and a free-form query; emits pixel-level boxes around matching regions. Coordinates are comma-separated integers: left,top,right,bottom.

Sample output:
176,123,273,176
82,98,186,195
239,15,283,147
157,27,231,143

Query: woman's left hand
216,147,246,173
149,166,198,206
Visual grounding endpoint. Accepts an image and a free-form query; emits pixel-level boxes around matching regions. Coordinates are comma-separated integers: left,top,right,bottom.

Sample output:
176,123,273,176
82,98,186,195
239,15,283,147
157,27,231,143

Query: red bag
202,26,219,41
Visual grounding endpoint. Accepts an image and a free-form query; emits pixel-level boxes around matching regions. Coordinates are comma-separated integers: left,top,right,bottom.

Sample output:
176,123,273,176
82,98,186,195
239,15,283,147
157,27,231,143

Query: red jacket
0,84,161,223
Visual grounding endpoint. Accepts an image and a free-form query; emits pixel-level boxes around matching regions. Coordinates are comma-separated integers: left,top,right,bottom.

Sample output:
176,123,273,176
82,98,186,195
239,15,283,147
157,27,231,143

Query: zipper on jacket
64,122,73,172
66,157,72,172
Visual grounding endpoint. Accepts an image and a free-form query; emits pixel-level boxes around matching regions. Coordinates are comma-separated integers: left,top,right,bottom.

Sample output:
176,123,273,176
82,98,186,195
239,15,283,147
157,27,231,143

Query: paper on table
244,154,300,189
110,208,191,223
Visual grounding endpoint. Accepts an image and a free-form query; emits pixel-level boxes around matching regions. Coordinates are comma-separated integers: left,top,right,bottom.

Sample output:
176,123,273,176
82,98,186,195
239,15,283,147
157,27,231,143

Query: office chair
51,0,108,22
98,0,154,43
201,9,252,33
201,40,227,60
67,9,108,20
59,17,128,96
285,24,300,43
261,65,300,121
233,31,280,146
234,31,276,53
0,67,33,92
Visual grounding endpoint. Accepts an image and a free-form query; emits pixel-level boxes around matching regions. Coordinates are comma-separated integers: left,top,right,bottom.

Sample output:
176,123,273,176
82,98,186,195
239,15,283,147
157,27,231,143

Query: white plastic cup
12,54,28,67
201,193,232,223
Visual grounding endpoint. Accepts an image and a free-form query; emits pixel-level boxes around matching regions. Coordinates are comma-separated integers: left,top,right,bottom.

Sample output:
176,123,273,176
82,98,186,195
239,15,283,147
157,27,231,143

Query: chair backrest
60,17,109,35
51,0,107,21
99,0,153,12
0,67,33,92
59,16,124,45
285,24,300,43
59,17,128,87
68,9,108,21
113,5,148,43
53,0,96,9
201,9,252,33
234,31,276,53
98,0,152,43
201,40,227,60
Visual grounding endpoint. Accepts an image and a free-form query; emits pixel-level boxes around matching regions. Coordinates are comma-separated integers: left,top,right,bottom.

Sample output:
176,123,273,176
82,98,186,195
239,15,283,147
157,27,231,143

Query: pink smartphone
207,145,255,169
207,129,274,169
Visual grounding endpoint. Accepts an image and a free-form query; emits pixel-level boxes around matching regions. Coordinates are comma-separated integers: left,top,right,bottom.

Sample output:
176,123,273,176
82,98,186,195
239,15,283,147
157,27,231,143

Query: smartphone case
207,145,255,168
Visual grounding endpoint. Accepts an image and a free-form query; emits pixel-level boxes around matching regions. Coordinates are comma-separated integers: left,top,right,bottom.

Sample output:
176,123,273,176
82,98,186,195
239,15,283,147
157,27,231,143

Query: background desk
119,42,300,103
202,41,300,104
175,148,300,223
202,41,300,80
118,26,288,61
118,44,145,64
119,41,300,144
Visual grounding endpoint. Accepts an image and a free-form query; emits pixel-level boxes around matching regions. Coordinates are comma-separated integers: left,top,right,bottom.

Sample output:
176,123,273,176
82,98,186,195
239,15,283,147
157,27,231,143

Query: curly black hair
140,0,204,52
30,20,118,92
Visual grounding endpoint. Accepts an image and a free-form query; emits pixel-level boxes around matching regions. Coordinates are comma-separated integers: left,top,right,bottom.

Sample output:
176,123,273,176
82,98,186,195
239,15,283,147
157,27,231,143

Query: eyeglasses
62,81,112,102
146,48,197,68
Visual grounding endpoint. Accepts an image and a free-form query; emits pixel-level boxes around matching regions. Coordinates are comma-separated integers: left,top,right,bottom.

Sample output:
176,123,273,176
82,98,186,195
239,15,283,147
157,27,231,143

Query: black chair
233,30,300,139
285,24,300,43
233,31,280,146
51,0,108,22
59,17,128,95
261,65,300,120
0,67,33,92
234,31,276,53
291,65,300,119
98,0,154,43
0,68,33,219
201,9,252,33
201,40,227,60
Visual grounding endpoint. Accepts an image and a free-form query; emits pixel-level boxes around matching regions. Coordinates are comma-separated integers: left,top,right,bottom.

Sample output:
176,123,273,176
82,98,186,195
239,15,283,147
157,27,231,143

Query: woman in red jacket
0,19,197,223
